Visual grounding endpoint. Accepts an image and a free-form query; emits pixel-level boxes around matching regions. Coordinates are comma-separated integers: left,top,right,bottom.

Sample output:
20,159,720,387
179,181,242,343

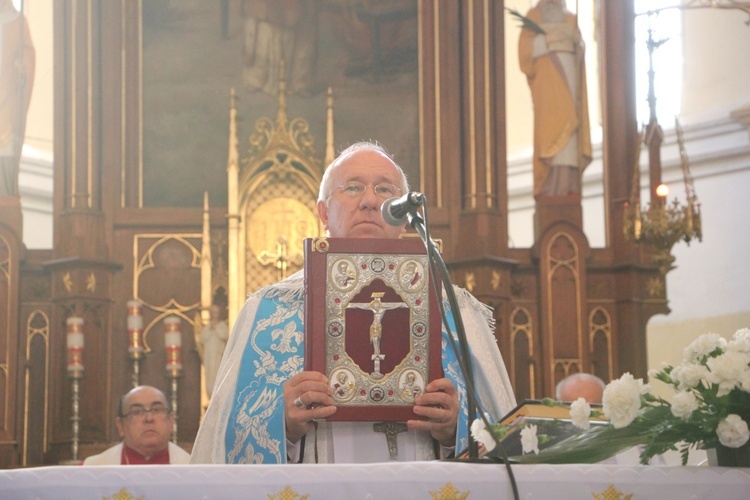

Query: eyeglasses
333,181,402,200
121,404,170,419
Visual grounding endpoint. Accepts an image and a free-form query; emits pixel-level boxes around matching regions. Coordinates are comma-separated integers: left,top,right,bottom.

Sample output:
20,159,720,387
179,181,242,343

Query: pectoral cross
373,422,408,460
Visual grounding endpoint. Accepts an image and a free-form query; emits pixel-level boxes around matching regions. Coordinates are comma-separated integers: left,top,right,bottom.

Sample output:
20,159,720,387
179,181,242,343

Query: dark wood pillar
49,0,122,463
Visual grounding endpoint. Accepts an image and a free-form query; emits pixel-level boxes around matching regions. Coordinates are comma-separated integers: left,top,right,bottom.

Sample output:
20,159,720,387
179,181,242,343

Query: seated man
83,385,191,465
556,373,605,404
191,141,516,464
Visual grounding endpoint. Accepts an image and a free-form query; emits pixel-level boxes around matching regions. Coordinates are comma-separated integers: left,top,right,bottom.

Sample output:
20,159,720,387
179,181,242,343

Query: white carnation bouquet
472,328,750,465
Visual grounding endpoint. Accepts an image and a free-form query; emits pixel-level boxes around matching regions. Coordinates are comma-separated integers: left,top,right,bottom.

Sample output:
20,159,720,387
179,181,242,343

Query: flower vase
713,441,750,467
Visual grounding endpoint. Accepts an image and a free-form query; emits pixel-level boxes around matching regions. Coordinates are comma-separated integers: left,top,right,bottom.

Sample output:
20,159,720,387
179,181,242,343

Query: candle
164,316,183,373
66,317,84,375
127,300,144,330
127,300,144,355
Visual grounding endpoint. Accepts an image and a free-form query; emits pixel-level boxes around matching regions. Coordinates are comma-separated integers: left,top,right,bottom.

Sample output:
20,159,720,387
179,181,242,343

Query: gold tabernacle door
304,237,443,421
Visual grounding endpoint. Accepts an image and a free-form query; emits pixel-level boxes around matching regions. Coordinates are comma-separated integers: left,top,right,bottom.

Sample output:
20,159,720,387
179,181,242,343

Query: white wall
644,3,750,390
18,0,54,249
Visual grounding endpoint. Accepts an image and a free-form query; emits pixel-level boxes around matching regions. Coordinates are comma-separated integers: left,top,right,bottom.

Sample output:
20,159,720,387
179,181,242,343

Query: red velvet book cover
304,237,443,421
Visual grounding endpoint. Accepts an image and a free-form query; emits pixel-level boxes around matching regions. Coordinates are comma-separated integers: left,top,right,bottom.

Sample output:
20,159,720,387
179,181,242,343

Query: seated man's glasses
121,404,170,419
333,181,402,200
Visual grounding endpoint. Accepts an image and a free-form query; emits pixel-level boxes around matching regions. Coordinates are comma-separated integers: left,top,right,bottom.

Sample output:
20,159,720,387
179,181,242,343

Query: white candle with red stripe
66,317,84,375
164,316,183,373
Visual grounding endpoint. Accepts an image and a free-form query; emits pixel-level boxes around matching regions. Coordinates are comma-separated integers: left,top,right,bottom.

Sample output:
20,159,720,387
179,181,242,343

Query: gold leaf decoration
430,482,469,500
647,277,664,297
593,484,633,500
103,488,144,500
269,485,309,500
491,270,501,290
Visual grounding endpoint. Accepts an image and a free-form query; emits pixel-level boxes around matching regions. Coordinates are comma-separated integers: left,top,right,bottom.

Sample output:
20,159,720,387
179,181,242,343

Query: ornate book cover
304,237,443,421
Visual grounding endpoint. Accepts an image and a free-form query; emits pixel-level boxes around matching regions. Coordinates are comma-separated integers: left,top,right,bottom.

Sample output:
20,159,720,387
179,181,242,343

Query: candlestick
65,316,84,463
163,316,183,443
127,300,145,387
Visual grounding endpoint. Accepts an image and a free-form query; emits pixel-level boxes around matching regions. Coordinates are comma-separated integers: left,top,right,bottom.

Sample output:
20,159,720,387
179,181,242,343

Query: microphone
381,192,425,227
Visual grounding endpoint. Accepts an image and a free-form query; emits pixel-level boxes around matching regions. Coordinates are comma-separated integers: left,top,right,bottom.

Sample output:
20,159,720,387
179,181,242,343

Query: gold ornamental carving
647,277,665,297
491,270,501,290
248,197,316,272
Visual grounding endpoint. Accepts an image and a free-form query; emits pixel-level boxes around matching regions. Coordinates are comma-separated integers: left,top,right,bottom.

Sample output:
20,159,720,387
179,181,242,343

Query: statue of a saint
0,0,35,196
195,304,229,399
518,0,591,198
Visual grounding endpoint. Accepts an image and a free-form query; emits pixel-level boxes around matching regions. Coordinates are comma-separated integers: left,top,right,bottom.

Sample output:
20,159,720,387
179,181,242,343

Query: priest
83,385,191,465
191,141,516,464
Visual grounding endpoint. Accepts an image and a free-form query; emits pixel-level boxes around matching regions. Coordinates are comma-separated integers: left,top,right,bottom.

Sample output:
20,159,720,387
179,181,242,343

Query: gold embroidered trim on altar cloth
269,485,309,500
593,484,633,500
103,488,144,500
430,482,470,500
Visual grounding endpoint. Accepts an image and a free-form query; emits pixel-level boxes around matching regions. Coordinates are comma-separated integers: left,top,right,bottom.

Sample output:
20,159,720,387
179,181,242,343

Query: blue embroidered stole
225,294,477,463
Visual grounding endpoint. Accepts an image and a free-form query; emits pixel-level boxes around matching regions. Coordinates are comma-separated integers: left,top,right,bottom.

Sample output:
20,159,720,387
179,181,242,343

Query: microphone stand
407,205,520,500
407,210,479,458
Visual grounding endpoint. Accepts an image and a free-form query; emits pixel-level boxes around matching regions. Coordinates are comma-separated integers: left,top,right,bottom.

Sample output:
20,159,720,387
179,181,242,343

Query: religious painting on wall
141,0,420,208
304,237,443,422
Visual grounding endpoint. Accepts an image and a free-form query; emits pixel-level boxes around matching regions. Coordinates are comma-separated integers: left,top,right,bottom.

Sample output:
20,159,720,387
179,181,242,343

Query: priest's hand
408,377,459,447
284,371,337,443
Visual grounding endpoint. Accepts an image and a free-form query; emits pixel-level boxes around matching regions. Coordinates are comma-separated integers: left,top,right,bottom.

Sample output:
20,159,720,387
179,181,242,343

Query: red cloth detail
121,444,170,465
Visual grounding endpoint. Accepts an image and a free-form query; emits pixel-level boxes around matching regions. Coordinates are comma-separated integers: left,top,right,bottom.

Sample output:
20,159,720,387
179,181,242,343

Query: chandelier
623,119,702,273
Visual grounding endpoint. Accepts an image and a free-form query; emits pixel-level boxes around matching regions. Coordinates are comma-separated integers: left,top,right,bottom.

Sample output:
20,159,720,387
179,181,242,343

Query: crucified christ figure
347,292,408,379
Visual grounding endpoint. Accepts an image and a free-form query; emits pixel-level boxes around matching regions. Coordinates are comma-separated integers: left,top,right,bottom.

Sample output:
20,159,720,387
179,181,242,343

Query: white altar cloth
1,462,749,499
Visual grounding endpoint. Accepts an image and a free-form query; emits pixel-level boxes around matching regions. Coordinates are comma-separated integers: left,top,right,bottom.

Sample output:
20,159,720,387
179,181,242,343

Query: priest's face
116,385,174,458
317,148,407,239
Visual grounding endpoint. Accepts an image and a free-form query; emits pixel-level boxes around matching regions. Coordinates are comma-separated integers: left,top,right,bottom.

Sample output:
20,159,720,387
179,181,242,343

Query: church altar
1,462,748,499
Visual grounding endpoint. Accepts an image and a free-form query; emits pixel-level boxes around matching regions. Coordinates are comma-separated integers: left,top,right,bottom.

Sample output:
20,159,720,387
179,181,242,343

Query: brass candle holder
164,316,183,443
65,317,84,463
127,300,145,388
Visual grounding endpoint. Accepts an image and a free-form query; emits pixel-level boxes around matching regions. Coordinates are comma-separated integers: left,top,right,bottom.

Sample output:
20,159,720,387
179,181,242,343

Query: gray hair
555,372,606,400
317,141,410,203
